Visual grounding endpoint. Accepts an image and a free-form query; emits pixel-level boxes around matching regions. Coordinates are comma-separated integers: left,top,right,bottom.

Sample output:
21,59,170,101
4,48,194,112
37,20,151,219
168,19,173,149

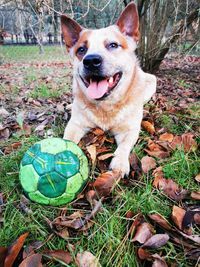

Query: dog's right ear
61,15,82,49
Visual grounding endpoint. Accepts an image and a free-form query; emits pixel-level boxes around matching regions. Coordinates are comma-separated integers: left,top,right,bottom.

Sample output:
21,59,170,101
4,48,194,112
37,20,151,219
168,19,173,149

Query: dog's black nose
83,54,102,70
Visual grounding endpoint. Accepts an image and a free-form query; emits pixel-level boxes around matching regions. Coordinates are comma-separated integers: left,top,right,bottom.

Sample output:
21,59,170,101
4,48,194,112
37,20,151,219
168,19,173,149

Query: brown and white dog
61,2,156,177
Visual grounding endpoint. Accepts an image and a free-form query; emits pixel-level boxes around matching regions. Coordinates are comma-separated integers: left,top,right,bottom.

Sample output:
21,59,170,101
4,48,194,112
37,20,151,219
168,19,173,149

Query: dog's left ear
61,15,82,49
116,2,139,41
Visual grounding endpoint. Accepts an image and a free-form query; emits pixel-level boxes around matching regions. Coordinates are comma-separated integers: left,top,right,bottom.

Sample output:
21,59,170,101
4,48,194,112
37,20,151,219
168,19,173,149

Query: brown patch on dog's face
74,31,92,60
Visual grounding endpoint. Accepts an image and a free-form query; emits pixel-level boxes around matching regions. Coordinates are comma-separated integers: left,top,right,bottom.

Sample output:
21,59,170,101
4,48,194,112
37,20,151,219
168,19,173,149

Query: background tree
0,0,199,71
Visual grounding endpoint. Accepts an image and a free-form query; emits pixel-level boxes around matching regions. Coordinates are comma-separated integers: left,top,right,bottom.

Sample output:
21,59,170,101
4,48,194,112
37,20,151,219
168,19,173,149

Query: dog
61,2,156,177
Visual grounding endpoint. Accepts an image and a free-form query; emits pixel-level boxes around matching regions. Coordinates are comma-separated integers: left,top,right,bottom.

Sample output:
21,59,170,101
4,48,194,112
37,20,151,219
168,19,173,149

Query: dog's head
61,2,139,101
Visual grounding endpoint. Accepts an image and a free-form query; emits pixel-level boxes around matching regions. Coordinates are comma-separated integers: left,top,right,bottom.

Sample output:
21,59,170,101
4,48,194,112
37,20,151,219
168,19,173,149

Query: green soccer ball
19,138,89,206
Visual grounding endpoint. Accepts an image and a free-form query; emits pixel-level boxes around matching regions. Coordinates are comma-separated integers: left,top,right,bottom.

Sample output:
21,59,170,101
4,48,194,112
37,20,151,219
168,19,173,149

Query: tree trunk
150,9,199,72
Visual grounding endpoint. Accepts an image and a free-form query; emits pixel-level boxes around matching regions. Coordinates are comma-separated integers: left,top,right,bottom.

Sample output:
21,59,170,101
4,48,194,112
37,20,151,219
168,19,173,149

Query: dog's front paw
109,156,130,177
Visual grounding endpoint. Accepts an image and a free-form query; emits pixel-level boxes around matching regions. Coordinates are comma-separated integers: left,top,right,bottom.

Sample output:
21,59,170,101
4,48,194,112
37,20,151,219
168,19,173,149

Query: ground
0,46,199,266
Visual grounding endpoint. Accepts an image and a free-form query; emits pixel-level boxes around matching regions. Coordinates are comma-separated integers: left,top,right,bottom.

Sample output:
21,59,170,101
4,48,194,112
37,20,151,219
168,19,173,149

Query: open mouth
80,72,122,100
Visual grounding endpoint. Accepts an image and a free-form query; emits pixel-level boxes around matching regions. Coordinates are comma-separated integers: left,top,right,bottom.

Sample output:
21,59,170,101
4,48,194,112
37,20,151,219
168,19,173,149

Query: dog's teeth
108,77,114,85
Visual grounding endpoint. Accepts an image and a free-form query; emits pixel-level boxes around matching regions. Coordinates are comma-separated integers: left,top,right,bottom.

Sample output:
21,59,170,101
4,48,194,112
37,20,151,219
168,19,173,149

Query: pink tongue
86,79,108,99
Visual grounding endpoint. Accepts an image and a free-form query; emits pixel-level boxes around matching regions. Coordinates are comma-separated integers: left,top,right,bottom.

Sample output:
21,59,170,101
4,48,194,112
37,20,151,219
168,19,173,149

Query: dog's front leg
110,128,140,177
63,119,88,144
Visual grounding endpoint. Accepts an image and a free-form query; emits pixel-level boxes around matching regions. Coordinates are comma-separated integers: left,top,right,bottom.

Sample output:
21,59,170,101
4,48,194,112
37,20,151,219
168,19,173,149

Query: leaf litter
1,56,200,266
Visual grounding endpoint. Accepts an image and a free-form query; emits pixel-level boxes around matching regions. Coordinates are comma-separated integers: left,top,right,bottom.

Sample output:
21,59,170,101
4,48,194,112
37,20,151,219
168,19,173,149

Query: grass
0,134,199,266
0,45,199,266
1,45,67,63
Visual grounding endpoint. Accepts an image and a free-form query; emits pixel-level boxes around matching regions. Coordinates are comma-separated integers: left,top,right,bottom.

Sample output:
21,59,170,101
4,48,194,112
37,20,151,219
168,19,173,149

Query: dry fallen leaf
0,247,7,267
132,222,154,244
76,251,102,267
152,254,168,267
141,156,156,173
194,173,200,183
181,133,198,152
159,132,174,142
43,250,72,264
152,167,188,201
93,128,104,136
137,247,152,260
182,208,200,229
4,142,22,155
145,140,170,159
171,206,186,230
98,153,113,161
129,153,142,179
148,213,172,231
170,135,182,150
141,121,155,135
4,232,29,267
142,234,169,249
0,126,9,140
93,170,121,197
191,191,200,200
86,145,97,166
19,253,42,267
170,133,198,152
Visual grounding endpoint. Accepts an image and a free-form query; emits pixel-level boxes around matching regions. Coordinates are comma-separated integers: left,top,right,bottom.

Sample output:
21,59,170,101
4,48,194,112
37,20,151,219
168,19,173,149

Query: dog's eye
77,46,87,55
107,42,119,49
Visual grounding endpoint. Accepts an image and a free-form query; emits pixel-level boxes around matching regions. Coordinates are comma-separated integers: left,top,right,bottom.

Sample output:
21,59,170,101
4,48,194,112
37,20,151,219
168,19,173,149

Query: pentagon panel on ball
19,138,89,206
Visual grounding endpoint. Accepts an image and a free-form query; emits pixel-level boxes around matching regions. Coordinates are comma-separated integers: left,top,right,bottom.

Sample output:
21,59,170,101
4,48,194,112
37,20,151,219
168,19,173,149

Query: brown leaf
181,133,197,152
19,253,42,267
4,232,29,267
194,173,200,183
152,254,168,267
194,213,200,225
55,228,69,240
142,234,169,249
182,208,200,229
148,213,172,231
53,199,102,231
0,126,9,140
4,142,22,155
171,206,185,230
191,191,200,200
170,135,182,150
76,251,101,267
86,145,97,166
159,133,174,142
0,247,7,267
125,211,135,219
141,121,155,134
152,168,188,201
141,156,156,173
195,173,200,183
98,153,113,161
43,250,72,264
53,211,84,229
23,241,43,259
129,153,142,178
86,190,97,205
137,247,152,260
93,128,104,136
177,229,200,244
170,133,198,152
93,170,121,197
185,248,200,260
145,140,170,159
22,124,32,136
132,222,154,244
